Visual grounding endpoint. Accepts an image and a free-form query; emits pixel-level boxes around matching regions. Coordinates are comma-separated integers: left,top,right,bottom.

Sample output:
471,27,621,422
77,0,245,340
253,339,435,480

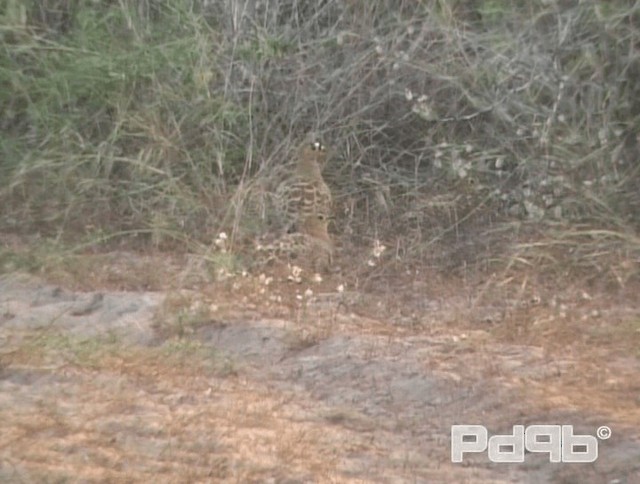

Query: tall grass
1,1,245,245
1,0,638,281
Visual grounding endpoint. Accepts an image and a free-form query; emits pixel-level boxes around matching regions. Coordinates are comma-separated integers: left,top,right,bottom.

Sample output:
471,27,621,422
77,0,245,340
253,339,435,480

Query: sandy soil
0,251,639,483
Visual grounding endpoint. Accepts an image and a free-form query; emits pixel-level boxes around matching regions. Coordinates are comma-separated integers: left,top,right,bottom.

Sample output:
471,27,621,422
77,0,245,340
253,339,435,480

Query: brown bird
298,214,333,272
255,224,333,273
255,139,334,273
274,141,332,235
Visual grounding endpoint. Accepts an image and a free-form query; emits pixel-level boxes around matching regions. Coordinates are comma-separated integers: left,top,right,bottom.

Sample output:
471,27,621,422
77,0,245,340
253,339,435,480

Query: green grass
1,2,249,243
1,0,639,277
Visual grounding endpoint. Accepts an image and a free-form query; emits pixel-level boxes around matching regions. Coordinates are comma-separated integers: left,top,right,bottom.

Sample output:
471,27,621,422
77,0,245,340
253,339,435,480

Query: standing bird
257,140,334,273
274,141,332,236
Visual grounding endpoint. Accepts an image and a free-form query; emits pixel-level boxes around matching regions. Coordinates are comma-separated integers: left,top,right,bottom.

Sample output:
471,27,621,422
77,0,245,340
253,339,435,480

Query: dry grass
1,4,640,478
1,245,639,481
1,340,351,481
1,1,639,280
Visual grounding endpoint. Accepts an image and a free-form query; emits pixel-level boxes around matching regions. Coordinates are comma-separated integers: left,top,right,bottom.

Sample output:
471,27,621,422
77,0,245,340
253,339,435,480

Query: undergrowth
1,0,638,284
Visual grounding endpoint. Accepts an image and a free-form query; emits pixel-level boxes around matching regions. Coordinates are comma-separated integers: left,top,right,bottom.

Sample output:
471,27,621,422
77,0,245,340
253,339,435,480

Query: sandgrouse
274,141,332,235
258,140,334,273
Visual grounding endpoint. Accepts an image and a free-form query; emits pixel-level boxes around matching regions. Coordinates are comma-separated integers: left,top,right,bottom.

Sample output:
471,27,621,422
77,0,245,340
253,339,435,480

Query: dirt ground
0,247,639,483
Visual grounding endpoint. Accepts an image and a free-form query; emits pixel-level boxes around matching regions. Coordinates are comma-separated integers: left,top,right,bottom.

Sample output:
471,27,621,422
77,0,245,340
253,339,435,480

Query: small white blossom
214,232,228,252
372,239,386,258
287,265,303,283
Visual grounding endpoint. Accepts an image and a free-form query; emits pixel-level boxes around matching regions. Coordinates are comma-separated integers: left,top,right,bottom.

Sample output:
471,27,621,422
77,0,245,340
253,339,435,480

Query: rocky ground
0,248,639,483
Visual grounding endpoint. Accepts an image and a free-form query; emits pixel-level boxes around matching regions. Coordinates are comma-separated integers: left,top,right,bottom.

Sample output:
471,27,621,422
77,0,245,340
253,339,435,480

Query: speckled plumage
274,141,332,235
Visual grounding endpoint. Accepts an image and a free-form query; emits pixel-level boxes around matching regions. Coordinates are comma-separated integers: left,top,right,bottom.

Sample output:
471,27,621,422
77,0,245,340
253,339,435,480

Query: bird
273,140,332,235
255,224,333,273
254,139,335,274
298,213,334,272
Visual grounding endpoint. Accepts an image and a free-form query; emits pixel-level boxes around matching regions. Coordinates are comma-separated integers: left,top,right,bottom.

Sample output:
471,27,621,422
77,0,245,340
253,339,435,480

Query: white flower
214,232,228,252
287,265,303,283
372,239,386,258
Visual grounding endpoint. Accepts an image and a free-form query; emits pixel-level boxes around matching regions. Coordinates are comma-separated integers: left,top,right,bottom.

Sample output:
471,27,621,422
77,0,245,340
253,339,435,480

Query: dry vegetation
1,0,640,482
1,0,639,282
